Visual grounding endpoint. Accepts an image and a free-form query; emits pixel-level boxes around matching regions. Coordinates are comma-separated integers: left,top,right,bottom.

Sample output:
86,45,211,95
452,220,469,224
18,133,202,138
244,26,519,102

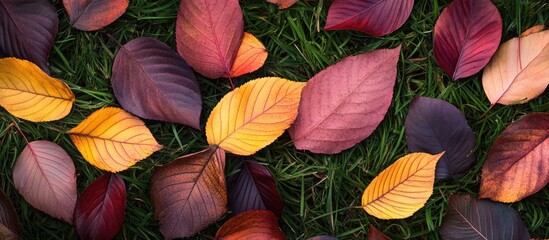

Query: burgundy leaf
215,210,286,240
74,173,126,240
0,0,58,73
439,195,530,239
405,97,476,179
13,140,77,223
307,236,339,240
112,37,202,129
176,0,244,79
289,46,400,154
63,0,129,31
433,0,502,80
228,160,284,217
151,146,227,239
0,189,22,239
324,0,414,36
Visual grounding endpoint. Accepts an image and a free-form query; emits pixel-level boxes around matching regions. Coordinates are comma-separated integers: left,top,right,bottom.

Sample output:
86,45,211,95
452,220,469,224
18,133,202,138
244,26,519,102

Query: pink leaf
74,173,126,240
12,140,77,223
289,46,400,154
324,0,414,36
433,0,502,80
175,0,243,79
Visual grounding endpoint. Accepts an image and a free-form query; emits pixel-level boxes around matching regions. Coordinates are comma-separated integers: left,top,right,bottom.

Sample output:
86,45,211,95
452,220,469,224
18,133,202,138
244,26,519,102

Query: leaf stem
1,122,29,145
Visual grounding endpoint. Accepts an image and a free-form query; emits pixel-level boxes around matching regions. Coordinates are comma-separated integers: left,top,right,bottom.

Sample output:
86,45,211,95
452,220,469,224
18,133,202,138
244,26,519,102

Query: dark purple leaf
74,173,126,240
228,160,284,217
439,195,530,239
0,0,58,73
112,37,202,129
0,189,22,239
63,0,129,31
405,97,476,179
433,0,502,80
324,0,414,36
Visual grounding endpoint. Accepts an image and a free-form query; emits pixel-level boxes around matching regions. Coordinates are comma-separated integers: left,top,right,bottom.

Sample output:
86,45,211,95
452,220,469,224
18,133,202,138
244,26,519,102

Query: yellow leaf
362,152,444,219
0,58,74,122
206,77,305,155
69,107,162,172
226,32,268,78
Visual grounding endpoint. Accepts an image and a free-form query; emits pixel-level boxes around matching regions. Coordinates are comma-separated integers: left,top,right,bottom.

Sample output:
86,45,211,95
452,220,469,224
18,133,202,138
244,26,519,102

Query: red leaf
289,46,400,154
368,225,390,240
176,0,244,79
324,0,414,36
0,0,58,73
112,37,202,129
151,146,227,239
13,140,77,223
62,0,128,31
228,160,284,217
0,189,22,239
433,0,502,80
74,173,126,240
215,210,286,240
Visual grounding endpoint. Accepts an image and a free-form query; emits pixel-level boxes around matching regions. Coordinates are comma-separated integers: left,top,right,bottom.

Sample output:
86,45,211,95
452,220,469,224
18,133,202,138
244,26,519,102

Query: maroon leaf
175,0,244,79
0,189,22,239
433,0,502,80
63,0,129,31
405,97,476,179
151,146,227,239
228,160,284,217
13,140,77,223
112,37,202,129
289,46,400,154
0,0,58,73
368,225,390,240
215,210,286,240
324,0,414,36
439,195,530,239
74,173,126,240
307,236,339,240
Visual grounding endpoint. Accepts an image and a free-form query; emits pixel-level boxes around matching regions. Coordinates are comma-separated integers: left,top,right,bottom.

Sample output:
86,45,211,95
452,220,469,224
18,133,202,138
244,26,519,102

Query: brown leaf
215,210,286,239
367,225,390,240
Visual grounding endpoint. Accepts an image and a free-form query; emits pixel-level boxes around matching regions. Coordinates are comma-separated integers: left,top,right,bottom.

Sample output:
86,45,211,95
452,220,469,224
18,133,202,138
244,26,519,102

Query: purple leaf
74,173,126,240
325,0,414,36
111,37,202,129
0,0,58,73
405,97,476,179
228,160,284,217
433,0,502,80
0,189,22,239
63,0,129,31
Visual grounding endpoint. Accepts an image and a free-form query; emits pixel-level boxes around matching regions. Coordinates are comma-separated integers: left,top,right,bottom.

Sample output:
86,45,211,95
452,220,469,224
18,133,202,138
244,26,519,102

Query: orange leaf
226,32,268,78
0,58,74,122
521,25,544,37
69,107,162,172
267,0,298,9
482,29,549,105
362,152,444,219
206,77,305,155
215,210,286,239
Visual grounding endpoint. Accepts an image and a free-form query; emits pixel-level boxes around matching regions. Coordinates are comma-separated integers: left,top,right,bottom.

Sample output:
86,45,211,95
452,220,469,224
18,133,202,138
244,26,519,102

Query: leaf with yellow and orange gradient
362,152,444,219
226,32,268,78
206,77,305,155
0,58,74,122
69,107,162,172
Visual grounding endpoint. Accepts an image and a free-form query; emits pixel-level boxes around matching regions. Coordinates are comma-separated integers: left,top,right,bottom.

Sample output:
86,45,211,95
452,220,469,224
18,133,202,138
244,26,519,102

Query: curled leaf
362,152,444,219
0,189,22,239
480,113,549,203
69,107,162,172
206,77,305,155
482,29,549,105
63,0,129,31
267,0,298,9
176,0,243,78
151,147,227,239
226,32,268,78
74,173,126,240
325,0,414,36
434,0,502,80
112,37,202,129
0,0,58,73
0,58,75,122
215,210,286,240
289,47,400,154
13,140,77,223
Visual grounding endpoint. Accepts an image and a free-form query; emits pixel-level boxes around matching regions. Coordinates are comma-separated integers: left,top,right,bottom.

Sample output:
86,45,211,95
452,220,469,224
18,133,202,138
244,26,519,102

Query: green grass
1,0,548,239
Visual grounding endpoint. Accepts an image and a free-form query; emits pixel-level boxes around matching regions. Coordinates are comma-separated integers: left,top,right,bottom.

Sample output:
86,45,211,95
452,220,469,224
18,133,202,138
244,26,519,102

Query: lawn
1,0,548,239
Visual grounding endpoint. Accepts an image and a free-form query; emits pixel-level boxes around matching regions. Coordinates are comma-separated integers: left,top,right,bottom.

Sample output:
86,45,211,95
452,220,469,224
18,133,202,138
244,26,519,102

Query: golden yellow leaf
0,58,74,122
69,107,162,172
362,152,444,219
206,77,305,155
226,32,268,78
